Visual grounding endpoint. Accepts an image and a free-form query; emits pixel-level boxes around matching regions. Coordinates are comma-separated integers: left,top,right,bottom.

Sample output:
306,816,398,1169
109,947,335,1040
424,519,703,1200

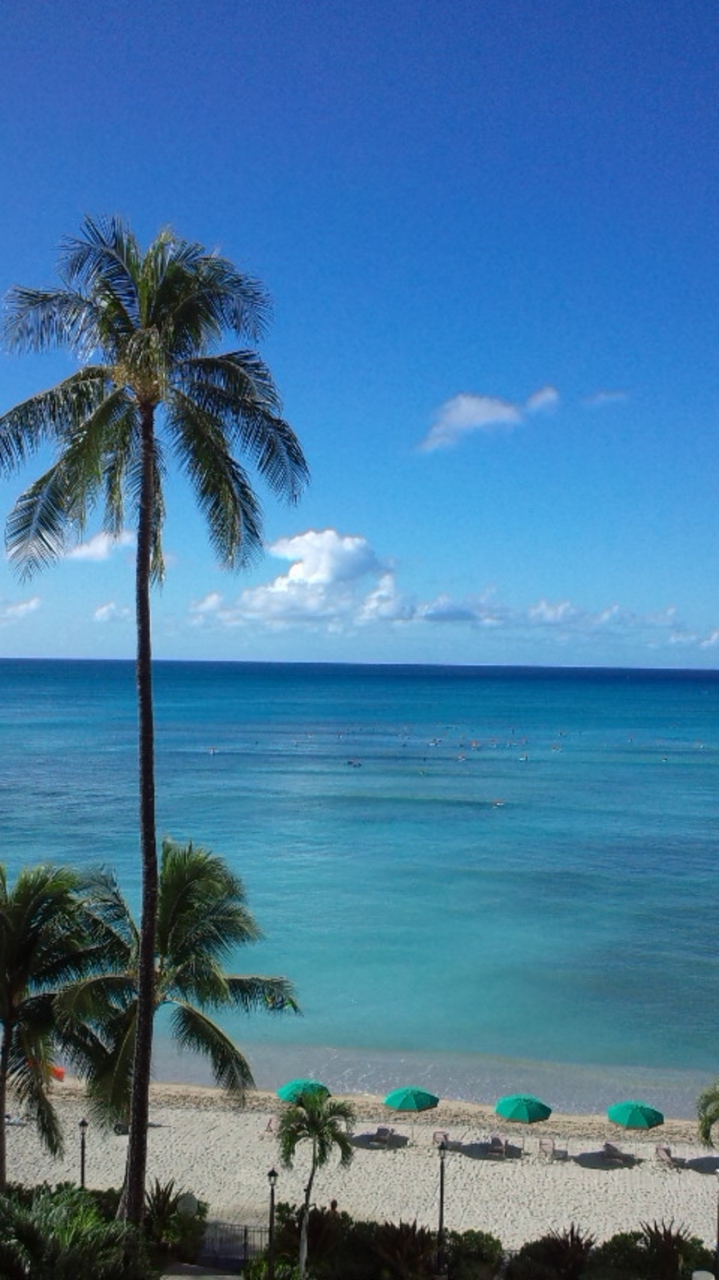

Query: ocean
2,659,717,1116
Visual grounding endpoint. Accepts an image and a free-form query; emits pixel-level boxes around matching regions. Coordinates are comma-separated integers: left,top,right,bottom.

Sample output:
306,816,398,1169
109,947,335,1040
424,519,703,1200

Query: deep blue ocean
2,659,717,1115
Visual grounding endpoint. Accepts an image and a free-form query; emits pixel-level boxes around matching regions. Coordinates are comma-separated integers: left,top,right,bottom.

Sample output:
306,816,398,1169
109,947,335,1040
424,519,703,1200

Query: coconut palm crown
0,216,308,1223
60,839,298,1129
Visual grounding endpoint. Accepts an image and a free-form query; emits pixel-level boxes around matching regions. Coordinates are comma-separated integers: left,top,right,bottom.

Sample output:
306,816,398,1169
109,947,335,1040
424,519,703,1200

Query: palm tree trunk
299,1146,317,1280
0,1026,10,1189
123,403,159,1226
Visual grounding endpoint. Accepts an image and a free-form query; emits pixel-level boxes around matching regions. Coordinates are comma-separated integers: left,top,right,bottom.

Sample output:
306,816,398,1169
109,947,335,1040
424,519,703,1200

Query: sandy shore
7,1080,717,1251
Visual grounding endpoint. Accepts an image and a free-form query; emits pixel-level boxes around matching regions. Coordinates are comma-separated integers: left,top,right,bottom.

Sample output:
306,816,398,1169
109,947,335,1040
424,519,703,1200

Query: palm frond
0,367,111,470
153,245,271,352
169,1001,254,1095
224,975,299,1014
166,391,263,567
2,288,109,358
60,215,141,335
176,353,309,501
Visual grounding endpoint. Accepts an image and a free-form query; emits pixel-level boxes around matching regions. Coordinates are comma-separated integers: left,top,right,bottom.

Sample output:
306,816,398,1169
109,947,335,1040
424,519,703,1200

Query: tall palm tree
697,1079,719,1147
0,863,99,1190
0,216,308,1222
277,1092,355,1280
59,839,297,1130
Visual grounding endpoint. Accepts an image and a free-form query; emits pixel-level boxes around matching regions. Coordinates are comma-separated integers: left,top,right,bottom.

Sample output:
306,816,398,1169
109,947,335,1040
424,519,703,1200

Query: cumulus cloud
67,531,135,562
0,596,41,625
186,526,718,657
190,529,401,632
94,601,131,623
420,385,559,452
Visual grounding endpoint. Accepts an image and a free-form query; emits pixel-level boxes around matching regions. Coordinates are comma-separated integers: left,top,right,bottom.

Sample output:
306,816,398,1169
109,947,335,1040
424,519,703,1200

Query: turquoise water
2,659,717,1113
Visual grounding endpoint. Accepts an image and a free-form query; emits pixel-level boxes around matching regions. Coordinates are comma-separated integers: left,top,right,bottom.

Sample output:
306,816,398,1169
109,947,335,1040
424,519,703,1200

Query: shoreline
8,1078,716,1251
152,1036,710,1122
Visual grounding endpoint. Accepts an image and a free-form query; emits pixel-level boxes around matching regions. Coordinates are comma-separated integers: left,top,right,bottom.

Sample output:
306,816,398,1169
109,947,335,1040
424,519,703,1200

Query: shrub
0,1185,149,1279
446,1227,504,1278
505,1224,595,1280
142,1177,208,1262
373,1219,437,1279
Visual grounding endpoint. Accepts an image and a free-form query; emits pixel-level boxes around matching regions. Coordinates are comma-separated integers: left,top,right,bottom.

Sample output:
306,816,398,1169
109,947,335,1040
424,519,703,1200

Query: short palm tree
697,1079,719,1147
277,1092,355,1280
60,839,297,1129
0,216,308,1222
0,863,99,1190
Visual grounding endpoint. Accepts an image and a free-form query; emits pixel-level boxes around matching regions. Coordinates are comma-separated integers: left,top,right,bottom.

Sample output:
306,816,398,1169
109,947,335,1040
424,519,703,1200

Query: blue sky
0,0,717,667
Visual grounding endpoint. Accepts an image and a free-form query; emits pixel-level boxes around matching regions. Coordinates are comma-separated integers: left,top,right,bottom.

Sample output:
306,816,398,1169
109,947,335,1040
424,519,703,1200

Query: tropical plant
586,1219,714,1279
0,863,102,1189
505,1224,595,1280
373,1219,437,1279
0,216,308,1223
59,839,297,1128
697,1078,719,1147
277,1092,355,1280
445,1227,504,1279
142,1177,207,1262
0,1184,148,1279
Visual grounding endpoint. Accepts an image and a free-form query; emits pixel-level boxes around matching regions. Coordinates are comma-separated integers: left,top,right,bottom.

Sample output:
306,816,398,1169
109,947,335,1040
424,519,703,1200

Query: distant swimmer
346,758,362,767
519,754,529,762
209,747,217,755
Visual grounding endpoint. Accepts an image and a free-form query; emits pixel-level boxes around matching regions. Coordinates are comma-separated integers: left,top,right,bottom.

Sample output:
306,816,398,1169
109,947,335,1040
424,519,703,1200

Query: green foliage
60,840,298,1131
373,1219,437,1280
505,1224,595,1280
697,1078,719,1147
0,1184,149,1279
142,1176,208,1262
446,1227,504,1279
0,862,101,1185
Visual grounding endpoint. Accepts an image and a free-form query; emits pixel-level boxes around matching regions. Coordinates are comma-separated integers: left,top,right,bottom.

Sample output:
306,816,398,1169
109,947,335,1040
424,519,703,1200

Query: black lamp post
437,1140,447,1273
715,1169,719,1280
79,1118,88,1189
268,1167,278,1280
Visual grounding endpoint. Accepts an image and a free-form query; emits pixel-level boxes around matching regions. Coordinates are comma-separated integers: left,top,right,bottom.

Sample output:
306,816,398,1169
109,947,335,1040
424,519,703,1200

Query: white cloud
420,394,521,453
0,596,41,625
67,531,135,562
271,529,381,584
525,385,560,414
94,601,130,623
420,385,559,452
185,526,719,657
582,389,629,408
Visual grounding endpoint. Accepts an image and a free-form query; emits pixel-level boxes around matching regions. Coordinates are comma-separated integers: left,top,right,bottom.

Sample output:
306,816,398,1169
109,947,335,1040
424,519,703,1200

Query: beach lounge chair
433,1129,450,1147
487,1134,507,1158
369,1125,395,1148
655,1143,681,1168
602,1141,632,1165
539,1137,555,1160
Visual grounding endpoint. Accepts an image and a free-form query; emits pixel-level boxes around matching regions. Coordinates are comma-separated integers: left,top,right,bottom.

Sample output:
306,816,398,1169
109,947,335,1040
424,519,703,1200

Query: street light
79,1118,88,1189
268,1167,278,1280
715,1169,719,1280
437,1140,447,1273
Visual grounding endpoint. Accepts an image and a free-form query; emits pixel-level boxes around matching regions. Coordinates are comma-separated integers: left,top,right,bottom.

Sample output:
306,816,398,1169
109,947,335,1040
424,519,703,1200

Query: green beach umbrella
495,1093,552,1124
383,1086,440,1113
277,1078,330,1104
607,1100,664,1130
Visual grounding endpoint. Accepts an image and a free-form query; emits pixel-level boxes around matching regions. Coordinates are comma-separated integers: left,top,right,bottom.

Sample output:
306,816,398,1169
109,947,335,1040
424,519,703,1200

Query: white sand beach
7,1081,718,1251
